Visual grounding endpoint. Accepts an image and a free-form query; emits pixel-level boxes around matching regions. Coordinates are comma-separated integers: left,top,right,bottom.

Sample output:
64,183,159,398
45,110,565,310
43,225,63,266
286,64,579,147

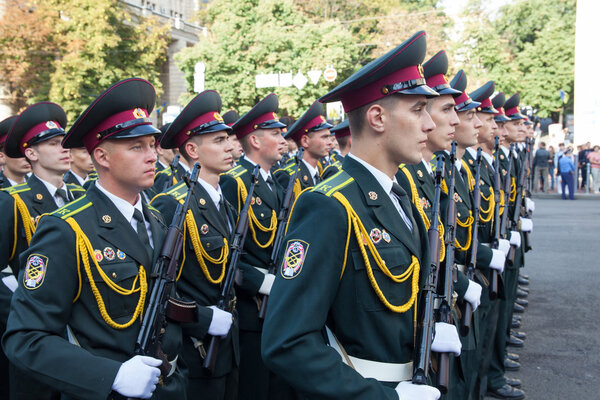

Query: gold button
457,212,461,218
207,243,211,247
112,272,117,279
260,213,264,217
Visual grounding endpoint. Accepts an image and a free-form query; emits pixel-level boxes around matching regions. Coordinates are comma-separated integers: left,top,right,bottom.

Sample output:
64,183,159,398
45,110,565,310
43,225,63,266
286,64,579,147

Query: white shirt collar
36,175,64,198
500,146,509,156
178,161,191,174
243,155,272,183
466,147,477,158
347,153,393,194
302,159,319,181
7,177,20,187
158,160,168,170
197,177,223,209
96,182,143,225
421,158,433,175
482,151,494,168
69,170,87,186
444,150,462,171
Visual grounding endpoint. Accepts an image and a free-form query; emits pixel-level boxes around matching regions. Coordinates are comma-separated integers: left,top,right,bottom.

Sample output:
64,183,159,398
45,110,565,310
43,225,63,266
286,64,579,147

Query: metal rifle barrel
438,142,457,393
489,138,502,299
203,165,260,373
258,148,305,319
460,148,482,336
412,156,445,385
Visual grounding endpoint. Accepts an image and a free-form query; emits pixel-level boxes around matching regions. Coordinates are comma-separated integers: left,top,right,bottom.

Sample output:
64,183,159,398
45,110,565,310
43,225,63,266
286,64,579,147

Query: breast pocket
351,245,416,312
85,261,143,320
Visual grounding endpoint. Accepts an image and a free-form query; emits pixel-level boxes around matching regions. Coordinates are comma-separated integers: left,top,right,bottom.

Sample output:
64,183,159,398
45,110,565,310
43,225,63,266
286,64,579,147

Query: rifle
460,148,482,336
412,156,445,386
133,162,201,380
489,138,502,300
258,147,305,319
437,141,457,394
162,154,181,192
203,165,261,373
507,140,529,265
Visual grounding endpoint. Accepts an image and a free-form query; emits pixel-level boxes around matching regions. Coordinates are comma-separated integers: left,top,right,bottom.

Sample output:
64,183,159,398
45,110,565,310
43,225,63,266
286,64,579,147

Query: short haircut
336,136,350,150
347,95,399,137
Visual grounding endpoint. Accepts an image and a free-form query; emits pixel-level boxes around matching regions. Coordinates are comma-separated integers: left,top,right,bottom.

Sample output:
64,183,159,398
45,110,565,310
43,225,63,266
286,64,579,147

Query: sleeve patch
280,240,309,279
23,254,48,290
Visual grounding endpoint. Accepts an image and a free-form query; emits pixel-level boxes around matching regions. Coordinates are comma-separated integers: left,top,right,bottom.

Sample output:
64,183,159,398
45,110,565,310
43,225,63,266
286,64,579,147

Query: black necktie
313,172,321,185
218,196,231,233
133,209,152,259
56,188,69,205
266,176,274,191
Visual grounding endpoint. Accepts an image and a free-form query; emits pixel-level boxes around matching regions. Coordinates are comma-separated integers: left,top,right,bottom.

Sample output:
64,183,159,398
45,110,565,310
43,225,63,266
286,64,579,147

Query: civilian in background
548,145,556,191
559,148,576,200
587,145,600,193
533,141,550,192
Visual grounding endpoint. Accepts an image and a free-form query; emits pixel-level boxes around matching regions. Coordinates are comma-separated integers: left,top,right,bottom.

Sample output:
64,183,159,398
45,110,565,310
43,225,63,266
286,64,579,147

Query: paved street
501,197,600,399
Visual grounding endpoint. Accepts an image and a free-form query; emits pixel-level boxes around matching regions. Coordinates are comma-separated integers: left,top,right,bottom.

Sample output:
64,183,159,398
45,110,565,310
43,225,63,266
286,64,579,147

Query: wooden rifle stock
202,165,261,374
258,148,305,320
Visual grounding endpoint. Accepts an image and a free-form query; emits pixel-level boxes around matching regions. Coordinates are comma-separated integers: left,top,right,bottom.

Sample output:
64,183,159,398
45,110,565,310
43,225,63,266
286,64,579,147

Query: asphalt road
499,197,600,399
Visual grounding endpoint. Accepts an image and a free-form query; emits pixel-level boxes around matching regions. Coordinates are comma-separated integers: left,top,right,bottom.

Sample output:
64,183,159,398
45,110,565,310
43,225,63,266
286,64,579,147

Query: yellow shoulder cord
460,161,476,192
10,194,36,261
441,179,448,195
400,167,445,262
509,177,517,202
317,161,324,175
235,177,277,248
65,217,147,330
455,210,474,251
293,178,301,199
331,192,420,320
479,189,494,223
499,190,506,216
181,209,228,284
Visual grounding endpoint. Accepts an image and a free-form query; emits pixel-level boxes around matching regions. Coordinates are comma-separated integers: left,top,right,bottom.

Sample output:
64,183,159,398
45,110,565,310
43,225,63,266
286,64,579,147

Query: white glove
509,231,521,248
489,249,505,273
520,217,533,232
112,355,161,399
497,239,510,256
464,280,482,311
431,322,462,356
208,306,233,337
525,197,535,214
395,381,440,400
258,273,276,296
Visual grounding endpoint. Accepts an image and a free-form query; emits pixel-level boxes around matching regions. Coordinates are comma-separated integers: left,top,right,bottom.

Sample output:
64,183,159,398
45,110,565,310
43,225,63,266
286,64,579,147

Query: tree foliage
457,0,575,118
176,0,360,116
0,0,170,121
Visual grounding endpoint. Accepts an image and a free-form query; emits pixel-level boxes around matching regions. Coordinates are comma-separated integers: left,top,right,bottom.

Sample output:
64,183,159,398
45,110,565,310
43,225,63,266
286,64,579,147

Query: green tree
176,0,360,116
0,0,170,121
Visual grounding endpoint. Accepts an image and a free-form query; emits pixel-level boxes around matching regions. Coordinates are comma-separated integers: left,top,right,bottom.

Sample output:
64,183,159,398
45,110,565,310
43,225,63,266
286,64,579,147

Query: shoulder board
224,164,247,178
311,169,354,197
165,181,188,202
66,183,85,192
51,195,92,219
155,168,173,178
274,161,297,176
4,182,30,195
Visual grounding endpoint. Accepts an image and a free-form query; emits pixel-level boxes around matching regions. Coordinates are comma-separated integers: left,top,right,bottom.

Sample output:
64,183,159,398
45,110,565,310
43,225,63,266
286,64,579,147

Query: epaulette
155,167,173,178
165,181,188,202
4,182,30,195
311,169,354,197
274,160,297,176
66,183,86,193
51,195,92,219
223,164,247,178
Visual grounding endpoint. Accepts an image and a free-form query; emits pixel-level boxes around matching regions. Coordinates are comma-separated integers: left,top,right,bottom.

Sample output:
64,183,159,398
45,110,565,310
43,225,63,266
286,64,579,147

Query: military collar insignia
281,240,309,279
103,247,115,261
370,228,382,244
200,224,209,235
102,215,111,223
368,191,378,201
23,254,48,290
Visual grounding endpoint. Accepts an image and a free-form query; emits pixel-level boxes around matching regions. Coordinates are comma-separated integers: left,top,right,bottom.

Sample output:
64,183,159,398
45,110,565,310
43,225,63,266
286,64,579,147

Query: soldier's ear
365,103,386,134
24,147,38,163
92,145,110,169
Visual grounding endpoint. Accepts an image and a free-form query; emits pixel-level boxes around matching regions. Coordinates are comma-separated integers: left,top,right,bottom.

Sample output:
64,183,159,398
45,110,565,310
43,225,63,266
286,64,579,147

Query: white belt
167,355,178,378
456,263,466,273
254,267,268,274
325,327,412,382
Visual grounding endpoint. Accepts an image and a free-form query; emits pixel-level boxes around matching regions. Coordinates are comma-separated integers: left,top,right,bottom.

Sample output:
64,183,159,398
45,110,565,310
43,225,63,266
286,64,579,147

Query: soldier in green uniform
154,123,177,173
262,31,464,400
151,90,240,400
222,110,244,166
321,119,350,180
2,78,186,400
219,94,292,400
274,100,332,191
63,147,95,187
484,92,527,400
0,116,30,189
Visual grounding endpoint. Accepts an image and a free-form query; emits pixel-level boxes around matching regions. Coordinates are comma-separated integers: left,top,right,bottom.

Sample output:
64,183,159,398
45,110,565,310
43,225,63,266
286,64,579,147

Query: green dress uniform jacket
321,153,344,180
262,156,430,400
273,157,317,191
2,183,186,400
151,182,240,380
62,171,85,188
0,171,11,188
148,162,188,199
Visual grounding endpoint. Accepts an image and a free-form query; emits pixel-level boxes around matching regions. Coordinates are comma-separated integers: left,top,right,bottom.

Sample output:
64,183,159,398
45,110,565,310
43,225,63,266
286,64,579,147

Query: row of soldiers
0,30,535,400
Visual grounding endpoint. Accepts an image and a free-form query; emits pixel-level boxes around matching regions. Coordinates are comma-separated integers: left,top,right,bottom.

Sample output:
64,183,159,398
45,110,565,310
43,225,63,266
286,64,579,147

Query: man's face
156,145,176,166
27,136,70,174
505,119,525,143
496,122,508,147
477,113,497,149
0,150,31,176
302,129,331,159
425,94,459,152
382,95,436,165
70,147,94,174
455,109,482,148
96,135,157,192
189,131,233,175
228,134,244,160
255,128,286,166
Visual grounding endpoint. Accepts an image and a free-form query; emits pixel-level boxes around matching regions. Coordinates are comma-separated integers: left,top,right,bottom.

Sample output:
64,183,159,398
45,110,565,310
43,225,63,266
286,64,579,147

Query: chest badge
281,240,309,279
417,170,423,178
382,230,391,243
370,228,382,244
103,247,115,261
200,224,209,235
256,196,262,206
102,215,111,223
303,175,308,182
500,154,505,160
94,249,103,262
469,158,474,165
117,249,126,260
199,198,206,206
368,191,378,201
36,193,43,200
454,193,462,203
